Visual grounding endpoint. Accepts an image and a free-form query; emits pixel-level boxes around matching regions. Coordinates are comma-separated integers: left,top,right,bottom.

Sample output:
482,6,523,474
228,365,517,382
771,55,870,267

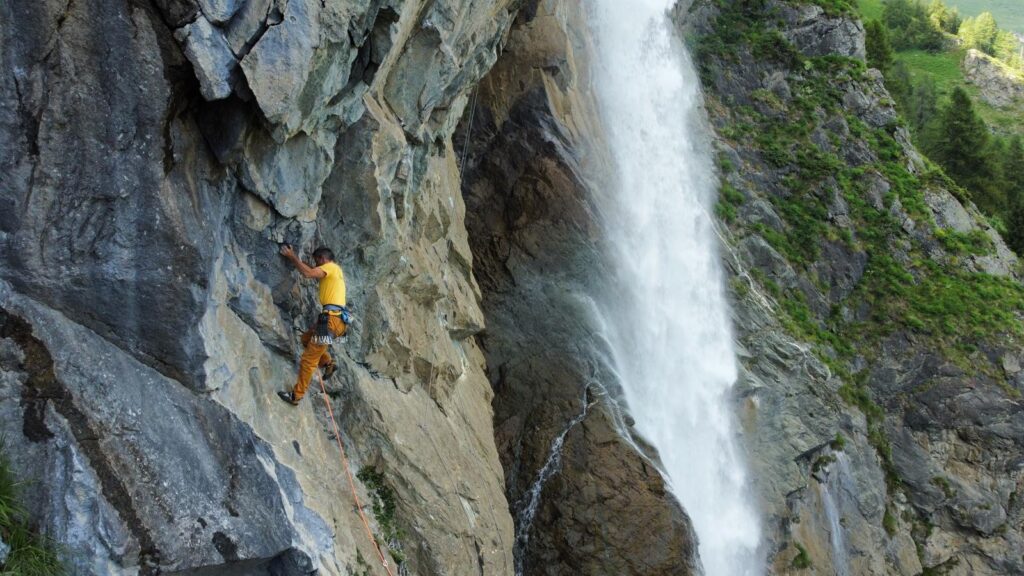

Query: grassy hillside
856,0,1024,136
858,0,884,21
944,0,1024,34
895,48,1024,135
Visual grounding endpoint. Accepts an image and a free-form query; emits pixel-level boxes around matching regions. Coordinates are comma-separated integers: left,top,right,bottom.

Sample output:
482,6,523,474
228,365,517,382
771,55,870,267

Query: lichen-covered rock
778,2,866,60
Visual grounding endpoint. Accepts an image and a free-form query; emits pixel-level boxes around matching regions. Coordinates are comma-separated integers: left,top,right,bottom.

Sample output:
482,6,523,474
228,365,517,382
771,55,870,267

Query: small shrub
356,467,405,566
792,542,813,569
934,228,994,256
931,476,956,498
813,453,837,474
883,508,898,536
830,433,846,451
0,443,65,576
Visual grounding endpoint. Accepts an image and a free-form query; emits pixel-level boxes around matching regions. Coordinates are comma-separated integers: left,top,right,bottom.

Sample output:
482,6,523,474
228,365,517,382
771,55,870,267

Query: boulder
175,15,237,101
963,48,1024,108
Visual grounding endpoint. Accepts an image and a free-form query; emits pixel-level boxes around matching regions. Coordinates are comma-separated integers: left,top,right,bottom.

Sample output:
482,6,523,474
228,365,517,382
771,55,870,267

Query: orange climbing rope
315,370,395,576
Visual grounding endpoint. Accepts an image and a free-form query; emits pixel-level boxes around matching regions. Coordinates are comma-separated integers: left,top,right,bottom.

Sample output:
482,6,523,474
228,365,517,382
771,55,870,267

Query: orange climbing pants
293,315,347,401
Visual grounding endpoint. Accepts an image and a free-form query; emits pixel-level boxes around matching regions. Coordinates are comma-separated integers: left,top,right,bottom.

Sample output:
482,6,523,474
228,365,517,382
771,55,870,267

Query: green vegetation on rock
700,4,1024,565
791,542,813,569
356,467,406,566
861,0,1024,249
0,445,64,576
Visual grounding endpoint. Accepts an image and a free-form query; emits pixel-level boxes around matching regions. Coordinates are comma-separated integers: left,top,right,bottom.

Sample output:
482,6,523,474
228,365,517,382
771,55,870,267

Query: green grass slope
857,0,1024,136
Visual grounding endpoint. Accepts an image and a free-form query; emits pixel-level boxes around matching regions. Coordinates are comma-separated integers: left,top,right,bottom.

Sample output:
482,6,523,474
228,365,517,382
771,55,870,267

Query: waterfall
821,453,852,576
586,1,764,574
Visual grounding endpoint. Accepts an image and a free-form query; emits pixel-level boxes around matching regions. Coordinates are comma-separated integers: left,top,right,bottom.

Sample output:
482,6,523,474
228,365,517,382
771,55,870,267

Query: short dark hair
312,247,334,261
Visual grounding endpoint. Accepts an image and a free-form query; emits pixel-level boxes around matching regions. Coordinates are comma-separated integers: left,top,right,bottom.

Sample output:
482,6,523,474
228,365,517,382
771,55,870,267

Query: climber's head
312,246,335,266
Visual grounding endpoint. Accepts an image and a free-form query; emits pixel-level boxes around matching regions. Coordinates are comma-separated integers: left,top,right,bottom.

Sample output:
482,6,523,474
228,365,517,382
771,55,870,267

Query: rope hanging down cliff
459,86,480,185
316,369,396,576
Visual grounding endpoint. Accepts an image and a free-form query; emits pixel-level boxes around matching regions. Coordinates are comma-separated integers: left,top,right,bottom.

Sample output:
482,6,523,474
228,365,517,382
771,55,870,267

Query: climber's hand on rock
279,244,295,259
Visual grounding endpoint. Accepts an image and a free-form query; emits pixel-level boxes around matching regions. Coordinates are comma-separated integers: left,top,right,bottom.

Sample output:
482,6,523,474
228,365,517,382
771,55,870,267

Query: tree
886,60,914,107
928,0,960,34
1005,138,1024,255
888,63,938,137
960,12,999,54
1006,202,1024,255
906,76,938,134
994,30,1024,70
926,87,1000,212
866,20,894,72
883,0,916,32
1004,137,1024,207
884,0,944,51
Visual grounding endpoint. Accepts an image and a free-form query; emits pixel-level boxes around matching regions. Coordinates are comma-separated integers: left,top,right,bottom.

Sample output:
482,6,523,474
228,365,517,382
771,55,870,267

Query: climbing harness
323,304,353,325
315,369,395,576
313,313,333,345
313,305,353,345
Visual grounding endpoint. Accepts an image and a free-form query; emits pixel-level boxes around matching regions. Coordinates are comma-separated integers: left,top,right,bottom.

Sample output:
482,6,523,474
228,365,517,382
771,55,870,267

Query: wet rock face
1,0,518,574
459,3,700,575
679,0,1024,574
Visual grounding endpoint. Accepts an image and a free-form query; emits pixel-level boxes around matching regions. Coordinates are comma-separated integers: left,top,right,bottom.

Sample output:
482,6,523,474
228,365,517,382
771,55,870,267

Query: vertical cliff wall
677,0,1024,574
0,0,521,574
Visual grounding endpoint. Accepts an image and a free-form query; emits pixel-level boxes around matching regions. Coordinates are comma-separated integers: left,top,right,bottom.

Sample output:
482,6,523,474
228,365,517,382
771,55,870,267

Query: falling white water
513,396,591,576
821,453,853,576
587,1,764,575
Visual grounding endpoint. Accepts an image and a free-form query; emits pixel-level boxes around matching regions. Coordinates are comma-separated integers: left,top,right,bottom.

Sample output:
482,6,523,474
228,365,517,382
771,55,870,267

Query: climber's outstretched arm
280,244,327,279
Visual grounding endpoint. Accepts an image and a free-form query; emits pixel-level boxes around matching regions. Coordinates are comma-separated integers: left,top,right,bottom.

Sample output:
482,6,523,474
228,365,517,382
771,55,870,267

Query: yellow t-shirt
317,261,346,311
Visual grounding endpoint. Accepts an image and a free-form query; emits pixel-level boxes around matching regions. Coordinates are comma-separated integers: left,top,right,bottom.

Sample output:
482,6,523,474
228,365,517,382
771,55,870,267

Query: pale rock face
962,48,1024,108
198,0,243,24
0,0,517,574
175,15,239,100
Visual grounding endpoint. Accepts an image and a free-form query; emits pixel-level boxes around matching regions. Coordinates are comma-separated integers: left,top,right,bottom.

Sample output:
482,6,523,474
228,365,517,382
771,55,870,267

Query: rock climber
277,244,349,406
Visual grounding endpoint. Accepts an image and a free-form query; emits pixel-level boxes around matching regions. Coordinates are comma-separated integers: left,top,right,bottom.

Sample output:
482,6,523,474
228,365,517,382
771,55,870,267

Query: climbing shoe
322,363,337,380
277,391,299,406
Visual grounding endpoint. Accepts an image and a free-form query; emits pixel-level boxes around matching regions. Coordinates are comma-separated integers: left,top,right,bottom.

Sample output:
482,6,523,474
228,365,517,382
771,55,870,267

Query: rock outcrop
962,48,1024,108
458,2,700,575
1,0,520,574
678,0,1024,573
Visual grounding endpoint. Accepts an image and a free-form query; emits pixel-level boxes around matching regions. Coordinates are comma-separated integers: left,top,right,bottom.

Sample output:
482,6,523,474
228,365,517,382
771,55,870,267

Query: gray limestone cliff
1,0,519,574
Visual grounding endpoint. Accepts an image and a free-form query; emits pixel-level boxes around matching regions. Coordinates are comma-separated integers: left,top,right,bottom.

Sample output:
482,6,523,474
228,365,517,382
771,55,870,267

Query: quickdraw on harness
312,304,352,345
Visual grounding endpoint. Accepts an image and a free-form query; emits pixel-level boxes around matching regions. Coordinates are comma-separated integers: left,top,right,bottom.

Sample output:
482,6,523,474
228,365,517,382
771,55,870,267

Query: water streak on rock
822,453,852,576
512,391,591,576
